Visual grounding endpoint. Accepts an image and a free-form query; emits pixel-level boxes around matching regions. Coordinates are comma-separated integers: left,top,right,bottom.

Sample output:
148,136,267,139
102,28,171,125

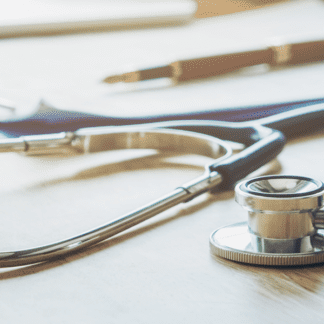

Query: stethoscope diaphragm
210,175,324,266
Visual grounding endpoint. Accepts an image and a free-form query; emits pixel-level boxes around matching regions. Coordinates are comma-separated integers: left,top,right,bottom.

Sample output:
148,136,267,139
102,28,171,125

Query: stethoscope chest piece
210,175,324,266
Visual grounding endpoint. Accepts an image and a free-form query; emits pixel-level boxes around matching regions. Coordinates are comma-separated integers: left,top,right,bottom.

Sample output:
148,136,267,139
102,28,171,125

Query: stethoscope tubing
0,103,322,266
0,98,323,137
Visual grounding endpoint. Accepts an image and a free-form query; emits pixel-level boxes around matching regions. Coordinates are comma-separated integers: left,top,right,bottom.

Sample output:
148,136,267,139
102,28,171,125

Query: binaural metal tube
0,123,285,266
0,132,76,154
0,172,222,267
0,137,26,152
0,128,229,267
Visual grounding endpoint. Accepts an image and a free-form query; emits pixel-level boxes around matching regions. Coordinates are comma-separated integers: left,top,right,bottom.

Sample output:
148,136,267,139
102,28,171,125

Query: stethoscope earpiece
210,175,324,266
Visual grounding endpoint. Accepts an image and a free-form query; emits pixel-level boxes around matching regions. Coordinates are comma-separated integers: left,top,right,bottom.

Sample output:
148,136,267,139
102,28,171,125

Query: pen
103,39,324,83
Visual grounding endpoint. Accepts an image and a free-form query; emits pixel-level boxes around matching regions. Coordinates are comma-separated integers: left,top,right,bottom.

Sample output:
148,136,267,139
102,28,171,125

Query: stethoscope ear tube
155,104,323,144
256,103,324,139
209,128,286,190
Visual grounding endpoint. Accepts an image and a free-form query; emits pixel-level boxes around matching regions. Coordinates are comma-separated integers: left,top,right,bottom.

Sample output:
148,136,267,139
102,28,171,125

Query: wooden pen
103,38,324,83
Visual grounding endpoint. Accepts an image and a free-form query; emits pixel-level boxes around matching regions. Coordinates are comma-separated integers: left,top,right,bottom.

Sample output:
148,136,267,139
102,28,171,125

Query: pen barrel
172,49,272,82
271,40,324,66
139,66,173,81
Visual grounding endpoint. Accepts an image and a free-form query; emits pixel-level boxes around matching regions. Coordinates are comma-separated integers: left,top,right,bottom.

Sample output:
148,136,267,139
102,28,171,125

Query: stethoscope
210,175,324,266
0,103,323,267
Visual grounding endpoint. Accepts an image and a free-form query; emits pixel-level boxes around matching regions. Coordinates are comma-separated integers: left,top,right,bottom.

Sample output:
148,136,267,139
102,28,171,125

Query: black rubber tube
254,104,324,139
209,129,286,190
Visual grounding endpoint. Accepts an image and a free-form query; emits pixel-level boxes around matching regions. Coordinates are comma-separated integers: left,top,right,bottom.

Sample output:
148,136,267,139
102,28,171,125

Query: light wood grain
0,2,323,323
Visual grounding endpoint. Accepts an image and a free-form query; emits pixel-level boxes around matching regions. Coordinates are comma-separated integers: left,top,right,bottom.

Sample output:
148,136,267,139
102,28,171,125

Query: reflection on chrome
247,178,319,195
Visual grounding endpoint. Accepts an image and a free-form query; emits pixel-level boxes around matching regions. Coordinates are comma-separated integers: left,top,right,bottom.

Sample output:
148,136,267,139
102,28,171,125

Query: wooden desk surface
0,1,323,323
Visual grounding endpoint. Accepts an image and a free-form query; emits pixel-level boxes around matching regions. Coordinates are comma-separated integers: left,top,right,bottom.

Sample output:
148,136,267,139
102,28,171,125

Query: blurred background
0,0,323,121
195,0,289,17
0,0,294,37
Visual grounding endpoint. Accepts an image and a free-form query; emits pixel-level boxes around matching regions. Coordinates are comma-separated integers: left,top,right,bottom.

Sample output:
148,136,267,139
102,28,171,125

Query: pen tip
102,74,125,84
